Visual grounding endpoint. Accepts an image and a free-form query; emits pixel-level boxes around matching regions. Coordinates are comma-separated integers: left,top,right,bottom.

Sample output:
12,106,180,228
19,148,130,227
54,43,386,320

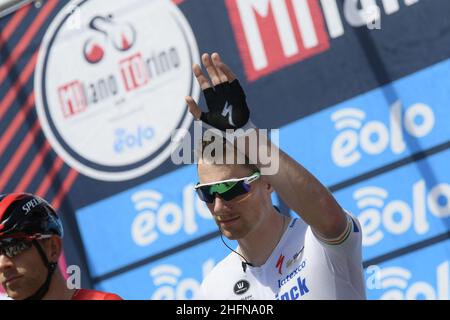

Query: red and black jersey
71,289,123,300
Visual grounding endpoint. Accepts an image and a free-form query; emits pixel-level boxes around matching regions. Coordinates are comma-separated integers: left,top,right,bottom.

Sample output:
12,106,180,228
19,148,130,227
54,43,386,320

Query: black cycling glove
200,80,250,131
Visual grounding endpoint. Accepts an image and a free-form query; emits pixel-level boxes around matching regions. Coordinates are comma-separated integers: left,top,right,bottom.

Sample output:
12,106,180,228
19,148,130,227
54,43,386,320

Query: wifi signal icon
132,190,163,212
131,190,163,246
353,186,388,209
150,264,182,286
150,264,184,300
378,267,412,290
331,108,366,130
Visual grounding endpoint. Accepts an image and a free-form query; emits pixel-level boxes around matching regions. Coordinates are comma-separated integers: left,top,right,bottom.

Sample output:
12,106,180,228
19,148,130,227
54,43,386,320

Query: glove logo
200,80,249,130
221,102,236,127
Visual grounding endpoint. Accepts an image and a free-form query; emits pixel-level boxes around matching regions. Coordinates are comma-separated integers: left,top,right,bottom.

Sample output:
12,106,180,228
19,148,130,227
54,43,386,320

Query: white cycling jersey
197,213,366,300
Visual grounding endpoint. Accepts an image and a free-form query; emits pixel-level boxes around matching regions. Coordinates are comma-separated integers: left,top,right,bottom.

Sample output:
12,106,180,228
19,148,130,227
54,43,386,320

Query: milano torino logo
35,0,200,181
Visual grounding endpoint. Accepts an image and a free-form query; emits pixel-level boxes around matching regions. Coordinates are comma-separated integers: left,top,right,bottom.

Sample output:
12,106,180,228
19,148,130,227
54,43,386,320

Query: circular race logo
35,0,200,181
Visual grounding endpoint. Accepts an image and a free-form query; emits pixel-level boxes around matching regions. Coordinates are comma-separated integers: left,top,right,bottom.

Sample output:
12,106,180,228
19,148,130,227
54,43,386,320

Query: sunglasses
0,235,51,258
194,171,261,203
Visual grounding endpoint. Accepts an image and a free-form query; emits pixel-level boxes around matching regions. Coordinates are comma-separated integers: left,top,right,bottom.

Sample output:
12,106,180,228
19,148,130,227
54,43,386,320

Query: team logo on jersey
276,275,310,300
275,254,285,275
286,246,305,270
278,259,307,289
233,280,250,295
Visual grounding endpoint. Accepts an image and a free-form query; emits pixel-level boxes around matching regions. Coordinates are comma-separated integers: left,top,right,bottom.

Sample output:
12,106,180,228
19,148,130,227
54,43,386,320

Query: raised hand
185,53,250,131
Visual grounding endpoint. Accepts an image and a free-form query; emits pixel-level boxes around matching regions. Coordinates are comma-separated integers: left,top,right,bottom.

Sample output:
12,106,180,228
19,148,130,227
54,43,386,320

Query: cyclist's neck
41,271,77,300
238,209,289,268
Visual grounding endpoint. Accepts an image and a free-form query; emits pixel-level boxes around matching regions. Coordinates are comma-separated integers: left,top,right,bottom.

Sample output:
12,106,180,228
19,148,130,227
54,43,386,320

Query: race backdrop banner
0,0,449,300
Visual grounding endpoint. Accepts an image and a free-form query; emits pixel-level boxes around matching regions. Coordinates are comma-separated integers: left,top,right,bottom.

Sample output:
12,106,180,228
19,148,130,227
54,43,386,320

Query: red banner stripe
14,141,52,193
52,169,78,211
0,51,37,121
0,120,41,192
0,91,35,156
58,250,69,280
0,5,31,48
0,0,58,84
35,156,64,198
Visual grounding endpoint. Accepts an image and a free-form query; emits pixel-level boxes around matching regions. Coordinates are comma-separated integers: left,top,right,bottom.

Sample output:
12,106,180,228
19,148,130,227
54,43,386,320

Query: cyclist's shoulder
284,217,309,240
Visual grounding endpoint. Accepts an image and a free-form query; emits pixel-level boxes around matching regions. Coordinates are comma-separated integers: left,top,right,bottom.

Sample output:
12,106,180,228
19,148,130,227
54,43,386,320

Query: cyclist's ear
259,176,273,193
47,236,62,262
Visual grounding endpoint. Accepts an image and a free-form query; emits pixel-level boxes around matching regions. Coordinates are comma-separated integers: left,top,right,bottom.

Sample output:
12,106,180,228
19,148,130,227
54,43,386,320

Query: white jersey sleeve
310,211,362,252
305,212,366,299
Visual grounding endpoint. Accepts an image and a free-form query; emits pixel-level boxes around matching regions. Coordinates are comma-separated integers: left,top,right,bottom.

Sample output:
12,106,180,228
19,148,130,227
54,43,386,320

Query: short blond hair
197,137,259,173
